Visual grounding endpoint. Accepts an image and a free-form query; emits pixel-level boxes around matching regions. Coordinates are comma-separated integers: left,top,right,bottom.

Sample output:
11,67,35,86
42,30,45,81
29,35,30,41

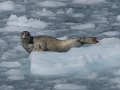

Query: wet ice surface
0,0,120,90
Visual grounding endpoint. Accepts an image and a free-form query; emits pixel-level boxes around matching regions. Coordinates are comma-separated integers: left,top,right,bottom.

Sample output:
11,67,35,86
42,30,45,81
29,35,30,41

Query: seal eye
21,32,24,35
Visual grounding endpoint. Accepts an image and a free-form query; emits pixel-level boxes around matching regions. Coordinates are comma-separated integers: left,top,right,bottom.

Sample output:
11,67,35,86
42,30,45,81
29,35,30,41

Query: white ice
66,8,74,14
72,0,106,4
0,39,8,52
32,8,56,17
117,15,120,21
30,37,120,76
0,1,15,11
72,13,85,18
7,15,48,29
0,85,14,90
71,23,95,30
38,1,66,7
0,61,21,68
5,69,24,80
53,84,87,90
102,31,119,37
0,1,25,12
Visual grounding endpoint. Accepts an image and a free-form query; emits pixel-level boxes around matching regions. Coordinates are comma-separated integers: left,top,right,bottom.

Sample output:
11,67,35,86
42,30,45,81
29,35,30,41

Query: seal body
20,31,98,53
32,36,81,52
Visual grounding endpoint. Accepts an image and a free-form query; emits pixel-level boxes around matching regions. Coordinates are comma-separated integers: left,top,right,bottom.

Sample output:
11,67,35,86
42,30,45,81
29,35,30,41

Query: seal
20,31,34,53
20,31,98,53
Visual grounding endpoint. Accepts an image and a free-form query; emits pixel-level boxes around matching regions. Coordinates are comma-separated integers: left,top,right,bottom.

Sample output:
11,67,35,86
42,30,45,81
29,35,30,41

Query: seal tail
77,37,99,45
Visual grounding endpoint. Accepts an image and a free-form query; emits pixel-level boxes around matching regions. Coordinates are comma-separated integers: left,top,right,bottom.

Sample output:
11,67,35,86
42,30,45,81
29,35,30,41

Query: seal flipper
77,37,99,45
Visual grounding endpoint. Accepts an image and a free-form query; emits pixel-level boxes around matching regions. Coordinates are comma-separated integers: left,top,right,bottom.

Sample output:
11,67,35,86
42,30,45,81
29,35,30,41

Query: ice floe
0,1,25,12
0,85,14,90
7,75,24,80
32,8,56,17
30,37,120,76
71,23,95,30
53,84,87,90
102,31,119,37
5,69,24,80
117,15,120,21
7,15,48,29
0,1,15,11
66,8,74,14
72,13,85,18
72,0,106,4
5,69,23,76
0,39,8,51
38,1,66,7
0,61,21,68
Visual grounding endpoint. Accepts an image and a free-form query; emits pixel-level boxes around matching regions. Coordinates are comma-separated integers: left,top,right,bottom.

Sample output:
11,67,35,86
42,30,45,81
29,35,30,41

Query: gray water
0,0,120,90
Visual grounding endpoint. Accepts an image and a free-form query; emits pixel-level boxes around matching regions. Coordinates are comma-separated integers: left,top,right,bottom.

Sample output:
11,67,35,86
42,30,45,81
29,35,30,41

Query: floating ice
30,37,120,76
53,84,87,90
56,9,65,14
72,0,106,4
38,1,66,7
71,23,95,30
0,1,15,11
5,69,23,76
102,31,119,37
66,8,74,14
114,69,120,76
7,15,48,29
0,39,8,51
72,13,85,18
116,15,120,21
110,77,120,86
0,1,25,12
5,69,24,80
0,85,14,90
0,61,21,68
7,75,24,80
32,8,56,17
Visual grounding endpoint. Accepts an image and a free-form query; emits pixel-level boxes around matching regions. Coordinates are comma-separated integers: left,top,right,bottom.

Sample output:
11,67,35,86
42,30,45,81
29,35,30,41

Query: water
0,0,120,90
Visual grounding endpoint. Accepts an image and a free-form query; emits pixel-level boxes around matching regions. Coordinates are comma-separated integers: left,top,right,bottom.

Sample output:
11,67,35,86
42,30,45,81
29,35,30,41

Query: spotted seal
20,31,98,53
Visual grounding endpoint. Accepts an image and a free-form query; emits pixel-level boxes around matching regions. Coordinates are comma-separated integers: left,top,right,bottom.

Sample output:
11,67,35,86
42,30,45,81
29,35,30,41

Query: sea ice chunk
5,69,23,76
0,1,15,11
117,15,120,21
32,8,56,17
0,61,21,68
38,1,66,7
72,0,106,4
7,15,48,29
53,84,87,90
102,31,119,37
71,23,95,30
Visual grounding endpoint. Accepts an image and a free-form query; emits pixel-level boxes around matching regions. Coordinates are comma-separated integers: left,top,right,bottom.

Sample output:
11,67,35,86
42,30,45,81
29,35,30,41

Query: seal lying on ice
20,31,98,53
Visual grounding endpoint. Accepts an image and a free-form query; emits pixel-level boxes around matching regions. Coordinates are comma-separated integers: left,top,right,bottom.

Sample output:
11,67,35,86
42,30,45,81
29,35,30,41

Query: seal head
20,31,33,53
